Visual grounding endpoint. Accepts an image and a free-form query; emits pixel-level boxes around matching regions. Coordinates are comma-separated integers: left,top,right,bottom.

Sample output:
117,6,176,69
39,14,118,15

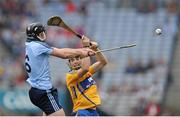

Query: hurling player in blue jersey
25,23,95,116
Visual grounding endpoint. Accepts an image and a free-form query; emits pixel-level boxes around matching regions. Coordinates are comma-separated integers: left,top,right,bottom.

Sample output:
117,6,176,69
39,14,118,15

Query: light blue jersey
25,40,53,90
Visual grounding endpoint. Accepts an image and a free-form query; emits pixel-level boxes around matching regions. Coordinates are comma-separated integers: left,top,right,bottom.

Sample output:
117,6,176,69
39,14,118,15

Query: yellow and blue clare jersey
66,66,101,112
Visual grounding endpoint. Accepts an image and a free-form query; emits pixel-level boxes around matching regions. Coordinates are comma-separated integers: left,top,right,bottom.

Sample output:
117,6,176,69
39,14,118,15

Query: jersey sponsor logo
80,77,96,90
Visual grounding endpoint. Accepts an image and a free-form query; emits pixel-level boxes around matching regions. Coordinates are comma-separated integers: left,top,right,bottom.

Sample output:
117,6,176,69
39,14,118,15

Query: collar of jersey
26,37,44,42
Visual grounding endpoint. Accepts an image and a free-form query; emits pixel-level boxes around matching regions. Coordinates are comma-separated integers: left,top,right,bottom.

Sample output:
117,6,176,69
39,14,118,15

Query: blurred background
0,0,180,116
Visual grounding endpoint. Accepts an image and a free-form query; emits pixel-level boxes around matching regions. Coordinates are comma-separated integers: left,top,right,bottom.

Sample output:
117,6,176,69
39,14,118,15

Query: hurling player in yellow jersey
66,36,108,116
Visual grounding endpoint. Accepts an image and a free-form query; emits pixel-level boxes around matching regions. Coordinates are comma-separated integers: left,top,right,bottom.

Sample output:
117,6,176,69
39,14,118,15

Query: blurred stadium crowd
0,0,179,116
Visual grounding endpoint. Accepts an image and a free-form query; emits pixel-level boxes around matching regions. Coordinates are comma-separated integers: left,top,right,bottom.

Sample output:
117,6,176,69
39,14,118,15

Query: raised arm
51,47,95,59
76,56,91,78
90,43,108,73
69,35,92,79
66,56,91,85
81,35,108,73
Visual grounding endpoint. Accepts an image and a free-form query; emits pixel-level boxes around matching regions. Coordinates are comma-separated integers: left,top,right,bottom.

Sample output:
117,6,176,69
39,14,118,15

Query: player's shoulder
66,73,73,84
66,72,74,78
35,41,50,48
27,41,50,49
66,71,78,78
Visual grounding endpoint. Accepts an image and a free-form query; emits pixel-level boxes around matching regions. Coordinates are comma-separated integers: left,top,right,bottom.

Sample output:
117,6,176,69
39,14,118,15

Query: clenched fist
90,41,99,50
79,48,96,58
81,35,90,47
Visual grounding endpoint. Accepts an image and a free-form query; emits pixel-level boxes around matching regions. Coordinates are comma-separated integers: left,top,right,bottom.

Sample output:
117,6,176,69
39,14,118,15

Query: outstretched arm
51,47,95,59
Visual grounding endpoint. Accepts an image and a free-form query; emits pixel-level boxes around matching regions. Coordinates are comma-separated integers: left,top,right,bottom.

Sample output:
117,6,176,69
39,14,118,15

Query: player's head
68,56,82,71
26,22,46,41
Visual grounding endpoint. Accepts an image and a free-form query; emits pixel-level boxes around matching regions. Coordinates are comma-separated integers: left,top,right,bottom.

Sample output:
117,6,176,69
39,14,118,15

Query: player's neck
26,37,44,42
72,69,77,73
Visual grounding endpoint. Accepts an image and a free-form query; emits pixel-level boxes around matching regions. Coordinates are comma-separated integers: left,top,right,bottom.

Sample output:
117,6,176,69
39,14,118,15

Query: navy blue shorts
29,87,62,115
71,109,99,116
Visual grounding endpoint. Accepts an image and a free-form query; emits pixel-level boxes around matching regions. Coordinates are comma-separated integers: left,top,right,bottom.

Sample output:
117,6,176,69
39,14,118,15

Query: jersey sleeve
80,67,94,80
88,66,95,74
33,42,53,56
